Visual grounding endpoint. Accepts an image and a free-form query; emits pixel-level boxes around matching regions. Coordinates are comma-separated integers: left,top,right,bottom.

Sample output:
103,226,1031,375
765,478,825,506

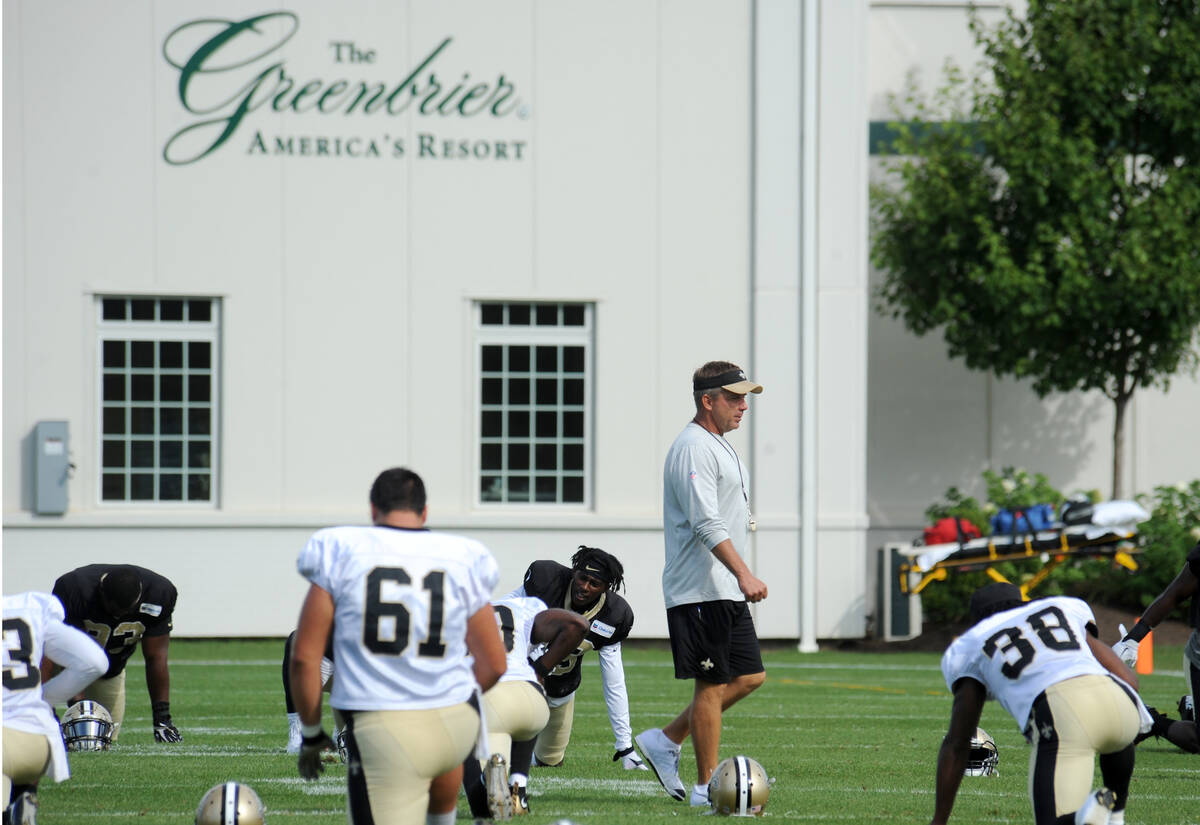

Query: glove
613,746,648,771
1112,623,1139,668
298,729,336,781
152,701,183,743
154,719,183,743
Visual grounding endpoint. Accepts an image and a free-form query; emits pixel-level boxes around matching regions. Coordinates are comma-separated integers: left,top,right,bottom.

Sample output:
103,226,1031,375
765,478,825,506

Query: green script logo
162,11,524,165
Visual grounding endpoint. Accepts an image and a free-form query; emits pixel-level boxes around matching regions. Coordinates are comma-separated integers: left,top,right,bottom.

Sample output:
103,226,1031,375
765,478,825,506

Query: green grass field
36,640,1198,824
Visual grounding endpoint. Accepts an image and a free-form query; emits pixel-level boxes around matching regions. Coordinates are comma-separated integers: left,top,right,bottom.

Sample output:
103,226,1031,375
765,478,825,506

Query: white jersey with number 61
297,525,499,712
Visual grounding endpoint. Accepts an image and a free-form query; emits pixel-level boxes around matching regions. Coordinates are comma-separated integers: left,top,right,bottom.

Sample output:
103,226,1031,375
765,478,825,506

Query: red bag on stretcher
923,517,981,546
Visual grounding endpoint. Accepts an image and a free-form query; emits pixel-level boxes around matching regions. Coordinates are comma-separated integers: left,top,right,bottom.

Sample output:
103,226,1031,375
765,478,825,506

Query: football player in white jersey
290,467,508,825
462,595,589,817
3,591,109,824
931,582,1147,825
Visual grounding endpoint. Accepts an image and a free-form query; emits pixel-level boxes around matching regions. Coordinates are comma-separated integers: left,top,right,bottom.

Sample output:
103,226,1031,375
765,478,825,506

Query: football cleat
194,782,266,825
510,782,529,816
333,727,349,764
707,755,770,816
60,701,114,752
1179,694,1195,723
1074,787,1115,825
485,753,512,820
965,727,999,776
286,712,302,754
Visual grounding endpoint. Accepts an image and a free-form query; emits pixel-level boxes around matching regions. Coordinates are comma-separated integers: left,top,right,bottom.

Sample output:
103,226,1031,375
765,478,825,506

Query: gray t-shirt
661,422,750,608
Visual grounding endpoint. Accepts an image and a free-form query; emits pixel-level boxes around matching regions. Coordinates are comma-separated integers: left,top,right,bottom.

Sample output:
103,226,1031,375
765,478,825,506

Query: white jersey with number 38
941,596,1109,733
297,525,499,712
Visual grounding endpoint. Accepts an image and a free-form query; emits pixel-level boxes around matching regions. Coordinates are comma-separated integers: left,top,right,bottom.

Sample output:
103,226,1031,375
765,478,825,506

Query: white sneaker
485,753,513,820
286,712,302,754
1075,788,1116,825
634,728,687,801
689,784,710,808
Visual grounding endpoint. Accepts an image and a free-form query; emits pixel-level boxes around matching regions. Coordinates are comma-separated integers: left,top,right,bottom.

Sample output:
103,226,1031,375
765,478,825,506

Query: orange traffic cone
1136,630,1154,675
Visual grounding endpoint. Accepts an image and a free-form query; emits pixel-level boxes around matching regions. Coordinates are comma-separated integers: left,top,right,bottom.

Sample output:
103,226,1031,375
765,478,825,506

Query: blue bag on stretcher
989,503,1056,535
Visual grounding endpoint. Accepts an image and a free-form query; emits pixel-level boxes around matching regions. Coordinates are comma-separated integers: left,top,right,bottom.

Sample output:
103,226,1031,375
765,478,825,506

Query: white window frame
95,296,221,508
474,301,593,508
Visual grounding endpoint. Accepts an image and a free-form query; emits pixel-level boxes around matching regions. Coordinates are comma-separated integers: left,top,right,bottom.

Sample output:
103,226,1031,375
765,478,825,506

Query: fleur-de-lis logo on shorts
700,658,714,671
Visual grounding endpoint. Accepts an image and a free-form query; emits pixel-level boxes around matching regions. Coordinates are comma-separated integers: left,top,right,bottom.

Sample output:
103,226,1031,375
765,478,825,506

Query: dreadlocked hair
570,545,625,592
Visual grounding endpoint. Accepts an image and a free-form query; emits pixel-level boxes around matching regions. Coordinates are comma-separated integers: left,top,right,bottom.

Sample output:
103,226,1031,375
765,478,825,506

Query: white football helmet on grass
708,755,770,816
195,782,266,825
965,727,999,776
60,700,114,752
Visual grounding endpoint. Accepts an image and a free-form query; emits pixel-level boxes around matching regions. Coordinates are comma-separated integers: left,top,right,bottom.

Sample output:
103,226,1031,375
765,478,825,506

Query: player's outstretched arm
143,634,183,743
931,678,985,825
292,584,336,779
42,619,108,705
597,643,646,769
1119,562,1199,650
529,608,588,679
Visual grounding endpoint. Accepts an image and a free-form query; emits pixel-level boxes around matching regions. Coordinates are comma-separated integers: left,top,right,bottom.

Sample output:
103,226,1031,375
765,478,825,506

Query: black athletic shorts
666,600,764,684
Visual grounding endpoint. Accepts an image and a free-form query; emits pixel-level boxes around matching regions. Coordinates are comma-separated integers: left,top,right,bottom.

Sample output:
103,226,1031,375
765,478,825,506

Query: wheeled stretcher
899,525,1141,597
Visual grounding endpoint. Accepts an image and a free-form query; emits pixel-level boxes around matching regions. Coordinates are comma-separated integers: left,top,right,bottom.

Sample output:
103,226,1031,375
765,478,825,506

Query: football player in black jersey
507,546,647,773
51,564,182,743
1113,539,1199,754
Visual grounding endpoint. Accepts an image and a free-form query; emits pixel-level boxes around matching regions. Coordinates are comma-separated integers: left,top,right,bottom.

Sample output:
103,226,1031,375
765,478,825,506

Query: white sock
694,783,708,798
287,712,300,725
1109,812,1124,825
510,773,527,788
426,812,455,825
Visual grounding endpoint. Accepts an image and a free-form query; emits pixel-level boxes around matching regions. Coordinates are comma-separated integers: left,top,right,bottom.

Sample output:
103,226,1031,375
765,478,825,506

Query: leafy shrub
981,466,1064,514
918,566,1021,626
923,487,990,536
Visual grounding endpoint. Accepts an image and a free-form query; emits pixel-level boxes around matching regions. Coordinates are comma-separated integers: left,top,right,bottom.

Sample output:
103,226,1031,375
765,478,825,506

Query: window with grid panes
97,297,219,504
477,302,591,505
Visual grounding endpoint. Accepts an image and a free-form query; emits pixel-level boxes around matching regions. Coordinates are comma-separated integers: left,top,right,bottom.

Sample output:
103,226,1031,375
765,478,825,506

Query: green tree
871,0,1200,499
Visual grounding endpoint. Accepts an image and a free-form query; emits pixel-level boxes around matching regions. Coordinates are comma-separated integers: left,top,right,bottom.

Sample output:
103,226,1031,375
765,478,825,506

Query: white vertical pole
797,0,820,653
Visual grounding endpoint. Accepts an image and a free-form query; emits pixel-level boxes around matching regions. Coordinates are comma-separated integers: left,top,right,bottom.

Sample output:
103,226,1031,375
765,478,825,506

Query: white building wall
3,0,782,638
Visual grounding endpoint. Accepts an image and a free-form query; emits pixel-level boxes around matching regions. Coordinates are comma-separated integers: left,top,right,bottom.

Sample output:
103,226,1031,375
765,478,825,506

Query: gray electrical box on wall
34,420,70,515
